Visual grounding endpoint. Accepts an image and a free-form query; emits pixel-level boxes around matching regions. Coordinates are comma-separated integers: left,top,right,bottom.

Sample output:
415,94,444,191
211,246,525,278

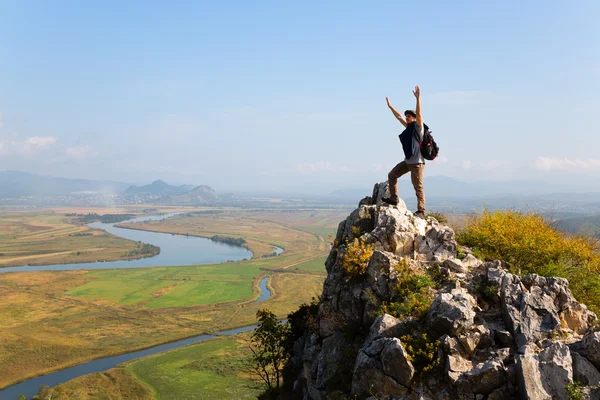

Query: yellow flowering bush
457,208,600,314
339,238,374,279
400,332,440,374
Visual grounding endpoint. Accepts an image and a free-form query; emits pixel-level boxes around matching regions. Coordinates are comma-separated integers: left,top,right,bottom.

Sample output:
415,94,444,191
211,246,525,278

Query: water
255,276,270,303
0,213,253,274
0,324,261,399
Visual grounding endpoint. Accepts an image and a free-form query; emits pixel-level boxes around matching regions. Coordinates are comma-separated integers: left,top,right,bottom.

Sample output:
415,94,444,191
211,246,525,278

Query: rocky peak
284,182,600,400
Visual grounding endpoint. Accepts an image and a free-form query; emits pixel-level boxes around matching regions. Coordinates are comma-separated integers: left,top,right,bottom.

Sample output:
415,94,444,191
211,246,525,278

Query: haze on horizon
1,1,599,194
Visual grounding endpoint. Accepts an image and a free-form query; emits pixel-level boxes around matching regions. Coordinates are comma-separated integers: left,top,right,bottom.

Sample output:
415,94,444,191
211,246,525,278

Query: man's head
404,110,417,124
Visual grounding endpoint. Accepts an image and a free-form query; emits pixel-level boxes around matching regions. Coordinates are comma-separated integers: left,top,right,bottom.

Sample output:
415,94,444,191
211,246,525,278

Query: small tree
249,309,291,396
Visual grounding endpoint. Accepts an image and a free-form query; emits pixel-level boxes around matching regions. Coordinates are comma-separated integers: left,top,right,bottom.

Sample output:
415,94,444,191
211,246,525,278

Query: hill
0,170,130,197
282,182,600,400
158,185,218,205
124,179,195,196
555,214,600,237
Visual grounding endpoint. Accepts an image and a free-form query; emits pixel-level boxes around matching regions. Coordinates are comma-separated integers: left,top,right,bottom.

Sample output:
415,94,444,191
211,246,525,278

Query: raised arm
413,86,423,127
386,97,407,127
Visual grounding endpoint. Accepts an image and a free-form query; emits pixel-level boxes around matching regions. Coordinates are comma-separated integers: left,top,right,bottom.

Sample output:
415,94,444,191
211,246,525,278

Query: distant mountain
159,185,218,205
554,215,600,237
124,179,195,196
0,170,130,197
330,176,600,200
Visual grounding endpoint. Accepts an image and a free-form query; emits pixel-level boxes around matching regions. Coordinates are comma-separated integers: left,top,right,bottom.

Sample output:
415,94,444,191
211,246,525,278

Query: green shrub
379,260,435,321
427,211,447,224
565,381,584,400
457,208,600,314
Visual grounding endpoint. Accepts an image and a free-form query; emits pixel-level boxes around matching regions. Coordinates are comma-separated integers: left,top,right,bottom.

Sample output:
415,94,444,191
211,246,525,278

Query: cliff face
284,182,600,400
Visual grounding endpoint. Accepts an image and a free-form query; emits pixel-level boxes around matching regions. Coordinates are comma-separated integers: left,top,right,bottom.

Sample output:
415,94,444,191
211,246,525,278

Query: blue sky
0,0,599,193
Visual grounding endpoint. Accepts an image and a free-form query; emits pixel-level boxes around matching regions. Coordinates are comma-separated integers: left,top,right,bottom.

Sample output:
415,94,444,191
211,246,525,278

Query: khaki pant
388,162,425,213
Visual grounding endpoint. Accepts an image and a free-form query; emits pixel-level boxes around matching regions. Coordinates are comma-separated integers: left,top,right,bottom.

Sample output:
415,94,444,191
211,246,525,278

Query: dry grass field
0,211,151,267
0,207,343,391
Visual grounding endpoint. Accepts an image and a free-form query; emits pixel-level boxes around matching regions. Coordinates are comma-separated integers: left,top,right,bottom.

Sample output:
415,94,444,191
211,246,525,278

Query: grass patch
457,208,600,314
66,264,262,308
31,367,154,400
127,336,262,400
0,211,152,267
291,256,327,272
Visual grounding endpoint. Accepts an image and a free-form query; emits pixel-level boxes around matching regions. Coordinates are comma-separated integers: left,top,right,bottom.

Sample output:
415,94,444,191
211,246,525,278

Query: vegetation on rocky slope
457,208,600,314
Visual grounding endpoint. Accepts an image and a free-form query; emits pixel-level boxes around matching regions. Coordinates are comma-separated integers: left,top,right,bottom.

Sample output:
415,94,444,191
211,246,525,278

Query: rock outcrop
283,182,600,400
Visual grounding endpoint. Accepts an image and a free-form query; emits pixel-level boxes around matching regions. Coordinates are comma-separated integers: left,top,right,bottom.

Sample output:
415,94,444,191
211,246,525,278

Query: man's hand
385,96,407,127
414,85,423,127
412,85,420,98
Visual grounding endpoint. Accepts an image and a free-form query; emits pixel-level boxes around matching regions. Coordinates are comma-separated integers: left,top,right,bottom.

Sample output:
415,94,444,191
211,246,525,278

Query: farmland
0,207,344,391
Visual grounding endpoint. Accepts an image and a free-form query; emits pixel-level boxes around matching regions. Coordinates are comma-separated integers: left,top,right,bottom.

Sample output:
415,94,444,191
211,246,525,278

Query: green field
291,256,328,272
294,225,337,239
128,336,261,399
38,336,262,400
66,264,263,308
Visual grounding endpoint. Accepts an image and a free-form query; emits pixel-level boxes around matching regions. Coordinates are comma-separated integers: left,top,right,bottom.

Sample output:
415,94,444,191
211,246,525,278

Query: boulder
444,258,467,274
572,351,600,386
462,253,482,268
571,332,600,370
372,181,408,211
517,343,573,400
502,273,596,348
427,287,476,336
352,350,409,399
365,251,399,300
381,338,415,387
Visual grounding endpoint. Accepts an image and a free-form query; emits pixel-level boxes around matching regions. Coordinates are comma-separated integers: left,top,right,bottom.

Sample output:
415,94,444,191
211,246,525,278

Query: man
382,85,426,217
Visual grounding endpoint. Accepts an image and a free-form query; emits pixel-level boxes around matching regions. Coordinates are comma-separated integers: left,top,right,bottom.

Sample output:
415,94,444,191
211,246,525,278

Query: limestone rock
372,181,408,211
456,360,505,396
517,343,573,400
284,186,600,400
365,313,403,343
502,272,597,348
462,253,482,268
572,332,600,370
365,251,399,301
427,287,476,336
381,338,415,386
572,351,600,386
314,332,347,389
444,258,467,273
352,350,409,399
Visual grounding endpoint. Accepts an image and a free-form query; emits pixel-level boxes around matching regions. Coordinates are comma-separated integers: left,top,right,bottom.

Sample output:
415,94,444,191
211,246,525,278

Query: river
0,213,278,399
0,213,256,274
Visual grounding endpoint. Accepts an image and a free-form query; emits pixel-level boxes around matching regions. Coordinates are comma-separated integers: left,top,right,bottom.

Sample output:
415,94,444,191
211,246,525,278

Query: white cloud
436,156,449,164
462,160,472,169
296,161,351,174
67,145,97,159
27,136,56,146
0,136,57,157
0,112,4,129
535,156,600,171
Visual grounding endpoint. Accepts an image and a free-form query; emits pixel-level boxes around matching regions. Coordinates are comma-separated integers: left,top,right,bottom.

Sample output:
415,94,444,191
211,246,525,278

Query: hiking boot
382,196,399,206
414,210,426,219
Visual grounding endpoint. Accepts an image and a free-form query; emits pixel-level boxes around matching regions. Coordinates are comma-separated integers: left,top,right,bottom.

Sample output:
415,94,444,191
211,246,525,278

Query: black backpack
417,125,439,161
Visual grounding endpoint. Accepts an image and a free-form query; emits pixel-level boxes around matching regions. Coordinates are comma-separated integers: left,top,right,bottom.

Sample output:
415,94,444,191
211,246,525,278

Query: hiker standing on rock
382,85,427,217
